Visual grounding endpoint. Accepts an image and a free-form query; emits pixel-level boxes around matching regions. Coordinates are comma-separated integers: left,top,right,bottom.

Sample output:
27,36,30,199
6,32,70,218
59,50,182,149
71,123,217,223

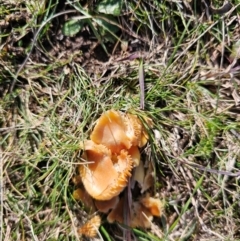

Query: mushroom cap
128,145,140,166
139,130,149,148
133,160,145,186
90,110,149,153
124,113,150,148
79,140,133,200
90,110,132,153
78,215,101,238
140,196,163,217
123,113,142,147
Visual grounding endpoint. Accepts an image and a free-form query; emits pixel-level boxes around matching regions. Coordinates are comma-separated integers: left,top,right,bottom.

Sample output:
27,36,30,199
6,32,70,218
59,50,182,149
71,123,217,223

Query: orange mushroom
133,160,145,186
140,195,164,217
73,109,158,230
124,113,149,148
78,215,101,238
90,110,149,154
79,140,133,200
128,145,141,166
90,110,132,153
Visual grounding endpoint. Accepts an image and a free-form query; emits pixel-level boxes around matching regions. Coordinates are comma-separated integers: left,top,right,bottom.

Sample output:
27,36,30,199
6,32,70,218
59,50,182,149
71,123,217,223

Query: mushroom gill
79,140,133,200
124,113,151,147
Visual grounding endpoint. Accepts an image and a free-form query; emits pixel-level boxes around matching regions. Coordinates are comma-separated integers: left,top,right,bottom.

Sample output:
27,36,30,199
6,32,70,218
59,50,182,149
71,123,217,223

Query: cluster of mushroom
73,110,163,237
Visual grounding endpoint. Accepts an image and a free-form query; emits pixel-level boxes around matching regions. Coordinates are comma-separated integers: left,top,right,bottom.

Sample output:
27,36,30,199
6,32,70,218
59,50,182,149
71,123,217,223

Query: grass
1,0,240,240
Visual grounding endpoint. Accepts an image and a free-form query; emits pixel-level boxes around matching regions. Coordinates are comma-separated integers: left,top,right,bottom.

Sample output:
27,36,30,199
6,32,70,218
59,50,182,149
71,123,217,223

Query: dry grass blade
139,58,145,110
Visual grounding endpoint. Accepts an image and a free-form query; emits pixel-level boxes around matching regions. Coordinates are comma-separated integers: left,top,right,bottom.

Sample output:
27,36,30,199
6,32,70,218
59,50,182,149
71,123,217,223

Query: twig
210,1,232,15
178,158,240,177
139,58,145,110
0,148,3,241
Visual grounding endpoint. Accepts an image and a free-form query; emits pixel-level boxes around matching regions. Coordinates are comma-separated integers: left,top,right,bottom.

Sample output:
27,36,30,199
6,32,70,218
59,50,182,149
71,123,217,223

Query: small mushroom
78,215,101,238
140,195,164,217
90,110,149,153
90,110,132,153
79,140,133,200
